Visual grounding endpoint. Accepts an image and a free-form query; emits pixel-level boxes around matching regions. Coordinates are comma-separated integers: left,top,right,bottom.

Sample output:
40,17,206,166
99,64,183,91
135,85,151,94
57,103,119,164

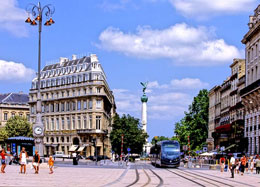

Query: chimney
90,54,98,62
59,57,69,66
72,54,77,60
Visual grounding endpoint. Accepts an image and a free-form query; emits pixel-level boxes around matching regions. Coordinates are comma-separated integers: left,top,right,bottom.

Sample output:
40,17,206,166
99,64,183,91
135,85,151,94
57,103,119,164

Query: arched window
51,79,55,86
78,75,82,82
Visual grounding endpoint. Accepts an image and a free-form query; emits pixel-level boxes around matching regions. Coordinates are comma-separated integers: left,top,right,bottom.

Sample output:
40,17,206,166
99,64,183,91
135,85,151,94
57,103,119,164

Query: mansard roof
42,56,91,71
0,93,29,105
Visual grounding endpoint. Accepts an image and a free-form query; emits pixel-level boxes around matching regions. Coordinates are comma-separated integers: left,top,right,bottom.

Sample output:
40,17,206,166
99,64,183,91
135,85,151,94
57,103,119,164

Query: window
56,103,59,112
56,137,59,143
72,102,76,111
83,116,87,129
96,87,101,93
96,100,101,109
67,117,71,130
46,105,49,113
66,102,70,111
77,101,81,110
11,113,15,118
72,117,75,129
61,137,64,143
51,118,54,130
46,137,49,143
89,100,93,109
89,115,92,129
31,106,35,114
26,114,30,121
62,117,65,130
67,91,70,97
73,90,76,96
50,104,54,112
61,103,64,112
19,113,23,117
84,89,87,95
96,116,101,130
4,113,8,120
67,137,70,143
56,118,59,130
83,101,87,109
62,92,64,97
78,89,81,96
46,119,49,130
77,116,81,129
89,88,92,94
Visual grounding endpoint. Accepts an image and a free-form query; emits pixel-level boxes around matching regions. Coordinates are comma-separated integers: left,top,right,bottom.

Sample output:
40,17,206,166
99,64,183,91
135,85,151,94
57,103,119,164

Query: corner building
241,5,260,155
29,54,116,157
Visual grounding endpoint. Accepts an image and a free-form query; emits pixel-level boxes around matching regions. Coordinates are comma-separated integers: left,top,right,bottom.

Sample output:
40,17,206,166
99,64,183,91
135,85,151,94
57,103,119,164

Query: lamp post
25,2,55,159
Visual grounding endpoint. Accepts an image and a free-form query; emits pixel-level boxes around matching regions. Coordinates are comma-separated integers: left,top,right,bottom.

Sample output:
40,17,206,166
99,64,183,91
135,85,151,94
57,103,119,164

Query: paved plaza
1,161,260,187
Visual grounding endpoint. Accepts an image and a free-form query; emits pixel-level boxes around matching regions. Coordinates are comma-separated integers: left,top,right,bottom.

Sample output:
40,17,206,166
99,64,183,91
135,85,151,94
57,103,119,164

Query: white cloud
98,23,242,66
100,0,137,11
113,78,208,120
0,60,35,82
169,0,257,19
0,0,28,37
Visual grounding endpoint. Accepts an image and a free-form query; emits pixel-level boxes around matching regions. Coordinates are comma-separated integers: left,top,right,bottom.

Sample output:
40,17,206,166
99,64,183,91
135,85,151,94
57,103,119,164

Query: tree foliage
110,114,148,155
0,128,8,142
4,116,33,138
174,89,209,151
151,136,170,145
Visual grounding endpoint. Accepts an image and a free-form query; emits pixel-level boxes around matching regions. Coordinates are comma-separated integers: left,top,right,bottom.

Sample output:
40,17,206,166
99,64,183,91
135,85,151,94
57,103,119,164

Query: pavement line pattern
141,168,151,187
102,165,130,187
175,169,228,187
126,166,140,187
166,169,206,187
190,170,256,187
149,169,164,187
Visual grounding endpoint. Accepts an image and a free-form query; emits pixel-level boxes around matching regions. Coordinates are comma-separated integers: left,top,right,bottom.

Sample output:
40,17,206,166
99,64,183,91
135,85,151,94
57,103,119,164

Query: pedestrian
0,149,12,173
220,156,225,172
241,155,246,175
235,158,240,174
48,156,54,174
250,156,255,173
230,155,236,178
224,157,229,172
256,156,260,174
19,147,29,174
245,156,249,173
32,150,41,174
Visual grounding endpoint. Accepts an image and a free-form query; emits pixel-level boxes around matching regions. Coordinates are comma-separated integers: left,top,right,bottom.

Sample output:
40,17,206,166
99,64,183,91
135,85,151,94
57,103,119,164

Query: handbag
9,160,12,165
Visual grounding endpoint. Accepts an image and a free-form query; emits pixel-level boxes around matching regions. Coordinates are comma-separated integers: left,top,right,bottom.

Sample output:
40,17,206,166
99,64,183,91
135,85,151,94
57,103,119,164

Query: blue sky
0,0,259,141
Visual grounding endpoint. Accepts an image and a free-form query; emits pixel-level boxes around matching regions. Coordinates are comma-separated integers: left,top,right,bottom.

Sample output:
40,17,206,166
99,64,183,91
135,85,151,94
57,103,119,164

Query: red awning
215,124,231,133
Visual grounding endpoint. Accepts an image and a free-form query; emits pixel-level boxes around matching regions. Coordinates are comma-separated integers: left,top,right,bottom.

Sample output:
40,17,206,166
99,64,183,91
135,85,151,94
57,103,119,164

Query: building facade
240,5,260,155
29,54,116,157
209,59,246,152
0,92,30,128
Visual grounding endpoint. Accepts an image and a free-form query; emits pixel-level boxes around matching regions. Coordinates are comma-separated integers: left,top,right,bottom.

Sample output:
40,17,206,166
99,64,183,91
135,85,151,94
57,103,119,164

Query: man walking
241,155,246,176
230,155,236,178
256,156,260,174
32,150,41,174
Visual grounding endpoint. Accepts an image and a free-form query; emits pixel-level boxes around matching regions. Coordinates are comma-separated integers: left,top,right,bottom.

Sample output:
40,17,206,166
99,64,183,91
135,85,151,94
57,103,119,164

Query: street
1,161,260,187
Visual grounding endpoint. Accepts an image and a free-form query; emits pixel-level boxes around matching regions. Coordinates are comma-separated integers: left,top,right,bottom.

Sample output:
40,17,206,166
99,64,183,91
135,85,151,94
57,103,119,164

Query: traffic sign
127,147,131,152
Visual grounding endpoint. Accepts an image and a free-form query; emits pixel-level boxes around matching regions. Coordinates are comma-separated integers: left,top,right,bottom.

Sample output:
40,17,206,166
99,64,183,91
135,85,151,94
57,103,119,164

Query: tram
150,140,180,167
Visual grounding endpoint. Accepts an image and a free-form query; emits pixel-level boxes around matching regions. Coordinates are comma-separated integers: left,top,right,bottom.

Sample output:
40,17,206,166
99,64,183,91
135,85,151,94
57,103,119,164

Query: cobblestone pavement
1,161,260,187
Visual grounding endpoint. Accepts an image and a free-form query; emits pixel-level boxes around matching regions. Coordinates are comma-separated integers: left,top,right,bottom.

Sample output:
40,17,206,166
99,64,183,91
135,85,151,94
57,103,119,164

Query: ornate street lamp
25,2,55,159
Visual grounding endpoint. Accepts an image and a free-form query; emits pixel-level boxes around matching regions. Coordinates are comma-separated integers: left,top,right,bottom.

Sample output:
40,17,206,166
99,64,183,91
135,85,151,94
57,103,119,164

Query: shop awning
215,124,231,133
77,146,85,152
69,145,78,152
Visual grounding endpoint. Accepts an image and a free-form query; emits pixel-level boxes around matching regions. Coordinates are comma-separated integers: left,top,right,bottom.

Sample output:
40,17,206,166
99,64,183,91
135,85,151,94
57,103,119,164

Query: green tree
174,89,209,151
4,116,33,138
0,128,8,142
110,114,148,155
151,136,170,145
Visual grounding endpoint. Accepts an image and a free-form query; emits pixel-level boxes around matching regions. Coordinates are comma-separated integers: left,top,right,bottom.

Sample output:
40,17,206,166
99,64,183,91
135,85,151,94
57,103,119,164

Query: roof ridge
2,93,12,103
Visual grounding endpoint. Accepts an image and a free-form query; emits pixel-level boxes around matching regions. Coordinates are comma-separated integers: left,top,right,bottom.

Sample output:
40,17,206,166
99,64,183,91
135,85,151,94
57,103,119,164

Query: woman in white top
19,147,28,174
250,157,255,173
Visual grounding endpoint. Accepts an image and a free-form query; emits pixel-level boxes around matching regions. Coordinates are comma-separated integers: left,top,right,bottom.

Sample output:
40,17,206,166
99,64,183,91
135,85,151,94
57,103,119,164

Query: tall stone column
245,114,248,138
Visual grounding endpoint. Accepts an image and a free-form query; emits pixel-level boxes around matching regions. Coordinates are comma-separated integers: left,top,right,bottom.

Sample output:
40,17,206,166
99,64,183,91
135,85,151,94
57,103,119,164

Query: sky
0,0,259,141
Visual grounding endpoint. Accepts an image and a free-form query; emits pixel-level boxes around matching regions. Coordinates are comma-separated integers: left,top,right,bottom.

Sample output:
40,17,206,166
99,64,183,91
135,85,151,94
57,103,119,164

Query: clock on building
34,126,43,135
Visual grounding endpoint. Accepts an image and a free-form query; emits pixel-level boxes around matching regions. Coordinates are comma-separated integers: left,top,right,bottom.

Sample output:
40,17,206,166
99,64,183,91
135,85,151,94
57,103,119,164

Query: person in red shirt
220,156,225,172
241,155,247,175
1,149,12,173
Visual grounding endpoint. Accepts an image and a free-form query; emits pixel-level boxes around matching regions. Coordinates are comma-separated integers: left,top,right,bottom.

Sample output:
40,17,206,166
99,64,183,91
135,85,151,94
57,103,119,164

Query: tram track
126,166,140,187
141,168,151,187
174,169,234,187
149,169,164,187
